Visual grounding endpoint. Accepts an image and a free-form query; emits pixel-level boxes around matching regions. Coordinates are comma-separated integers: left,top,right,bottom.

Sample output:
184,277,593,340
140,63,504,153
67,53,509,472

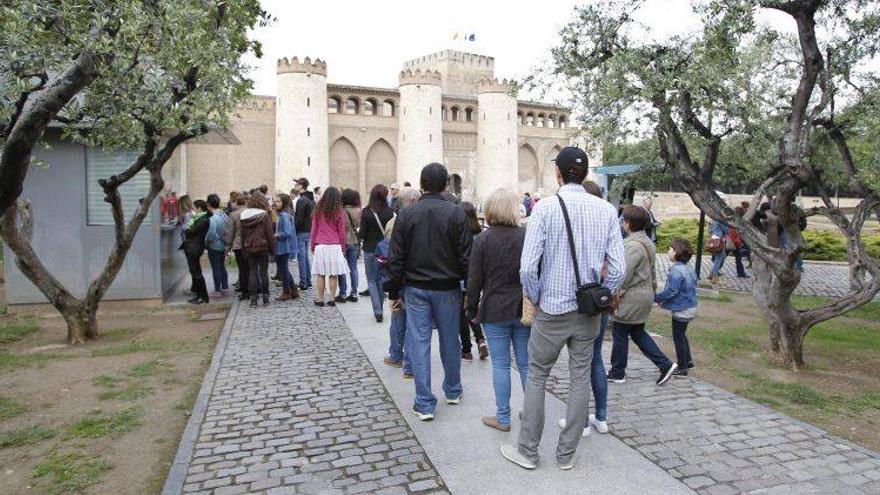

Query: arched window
327,96,341,114
382,99,395,117
365,98,377,116
451,106,460,121
465,107,474,122
517,111,524,126
345,97,360,115
547,114,557,128
537,113,546,128
559,115,567,129
441,105,448,121
526,112,535,126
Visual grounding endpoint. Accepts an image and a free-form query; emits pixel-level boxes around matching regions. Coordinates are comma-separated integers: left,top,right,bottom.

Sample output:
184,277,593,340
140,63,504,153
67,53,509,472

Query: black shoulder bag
557,195,613,316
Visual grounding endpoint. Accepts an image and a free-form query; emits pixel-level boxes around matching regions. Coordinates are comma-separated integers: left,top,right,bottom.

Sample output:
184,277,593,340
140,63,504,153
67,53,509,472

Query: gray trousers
517,309,600,464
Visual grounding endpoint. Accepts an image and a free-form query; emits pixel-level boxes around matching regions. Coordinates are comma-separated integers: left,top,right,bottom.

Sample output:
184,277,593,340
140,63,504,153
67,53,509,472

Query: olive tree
0,1,267,342
544,0,880,368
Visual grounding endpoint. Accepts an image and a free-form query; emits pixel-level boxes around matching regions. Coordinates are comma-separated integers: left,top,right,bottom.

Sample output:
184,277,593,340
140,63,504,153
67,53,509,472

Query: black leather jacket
293,195,314,233
385,193,472,297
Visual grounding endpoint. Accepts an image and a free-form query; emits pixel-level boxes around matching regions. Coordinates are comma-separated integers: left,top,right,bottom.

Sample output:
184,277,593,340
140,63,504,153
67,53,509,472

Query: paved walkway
165,263,880,495
657,255,868,299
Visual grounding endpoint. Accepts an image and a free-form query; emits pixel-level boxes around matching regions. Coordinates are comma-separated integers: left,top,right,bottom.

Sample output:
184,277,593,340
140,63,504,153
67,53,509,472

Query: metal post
695,209,706,279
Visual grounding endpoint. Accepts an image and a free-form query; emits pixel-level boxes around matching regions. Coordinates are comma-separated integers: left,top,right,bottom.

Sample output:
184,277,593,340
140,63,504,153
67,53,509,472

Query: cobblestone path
656,255,871,299
176,294,448,495
545,348,880,495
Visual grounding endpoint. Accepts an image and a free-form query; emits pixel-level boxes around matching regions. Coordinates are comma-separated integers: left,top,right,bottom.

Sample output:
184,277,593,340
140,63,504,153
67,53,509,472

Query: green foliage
0,425,56,448
0,350,70,372
0,318,38,343
801,231,847,262
655,218,700,254
91,375,118,388
126,359,170,377
66,407,141,439
736,371,828,408
32,452,112,495
0,395,27,420
692,326,761,361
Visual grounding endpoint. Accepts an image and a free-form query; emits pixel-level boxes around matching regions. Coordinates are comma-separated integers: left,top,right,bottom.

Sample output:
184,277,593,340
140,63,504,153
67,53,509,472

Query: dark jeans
295,232,312,286
672,318,693,369
364,251,384,317
591,314,608,422
609,321,673,378
729,249,747,277
247,251,270,296
186,251,208,301
337,244,359,297
459,301,485,353
234,249,248,294
275,253,293,290
207,248,228,292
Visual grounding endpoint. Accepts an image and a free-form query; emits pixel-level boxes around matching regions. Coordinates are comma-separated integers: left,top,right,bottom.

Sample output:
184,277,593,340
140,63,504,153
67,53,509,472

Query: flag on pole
468,34,476,41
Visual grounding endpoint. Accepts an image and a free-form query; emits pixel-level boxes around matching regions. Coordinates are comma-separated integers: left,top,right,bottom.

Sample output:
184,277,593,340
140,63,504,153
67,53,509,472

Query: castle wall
397,72,443,186
403,50,495,96
476,84,518,199
185,96,275,198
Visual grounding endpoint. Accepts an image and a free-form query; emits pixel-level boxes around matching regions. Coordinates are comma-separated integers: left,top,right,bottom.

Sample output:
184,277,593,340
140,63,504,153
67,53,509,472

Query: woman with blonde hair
466,188,529,432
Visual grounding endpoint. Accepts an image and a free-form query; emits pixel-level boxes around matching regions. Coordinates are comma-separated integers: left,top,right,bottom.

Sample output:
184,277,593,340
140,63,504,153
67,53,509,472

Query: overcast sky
245,0,740,96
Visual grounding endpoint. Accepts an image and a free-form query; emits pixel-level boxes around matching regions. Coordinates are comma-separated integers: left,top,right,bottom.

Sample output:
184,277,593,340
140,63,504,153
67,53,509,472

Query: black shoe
262,294,270,305
672,368,689,377
334,295,346,304
314,301,325,307
657,363,678,386
187,297,203,305
607,374,626,384
250,297,258,308
375,314,383,323
300,284,308,291
360,289,370,297
271,274,281,281
238,292,249,301
346,295,358,303
327,301,336,307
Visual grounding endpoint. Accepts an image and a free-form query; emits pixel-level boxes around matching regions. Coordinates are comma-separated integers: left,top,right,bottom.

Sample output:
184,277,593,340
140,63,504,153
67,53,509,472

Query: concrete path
338,285,694,495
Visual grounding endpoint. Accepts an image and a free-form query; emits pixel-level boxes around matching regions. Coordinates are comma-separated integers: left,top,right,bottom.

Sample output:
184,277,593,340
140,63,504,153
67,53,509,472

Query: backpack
372,210,395,286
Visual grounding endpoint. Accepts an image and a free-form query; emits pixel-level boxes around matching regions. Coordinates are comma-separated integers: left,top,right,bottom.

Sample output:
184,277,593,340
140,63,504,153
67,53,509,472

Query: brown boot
277,288,291,301
289,285,300,300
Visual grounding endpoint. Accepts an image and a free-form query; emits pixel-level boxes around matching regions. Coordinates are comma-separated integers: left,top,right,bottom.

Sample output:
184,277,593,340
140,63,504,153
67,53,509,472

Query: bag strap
556,195,583,288
637,239,656,289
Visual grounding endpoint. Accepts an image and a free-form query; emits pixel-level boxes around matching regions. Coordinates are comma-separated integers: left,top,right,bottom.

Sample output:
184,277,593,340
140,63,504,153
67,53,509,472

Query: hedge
655,218,880,262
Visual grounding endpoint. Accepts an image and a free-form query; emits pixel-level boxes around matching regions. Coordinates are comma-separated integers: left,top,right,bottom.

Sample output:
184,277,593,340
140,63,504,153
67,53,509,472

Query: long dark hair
341,188,361,208
276,193,292,214
367,184,391,214
316,186,343,221
460,202,481,234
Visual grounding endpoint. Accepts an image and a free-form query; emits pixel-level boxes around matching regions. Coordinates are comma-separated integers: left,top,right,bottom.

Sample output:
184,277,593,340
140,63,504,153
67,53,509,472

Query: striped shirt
520,184,626,315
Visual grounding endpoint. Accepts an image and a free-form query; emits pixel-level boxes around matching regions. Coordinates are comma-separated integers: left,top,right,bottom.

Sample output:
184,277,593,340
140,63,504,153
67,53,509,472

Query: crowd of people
170,146,705,470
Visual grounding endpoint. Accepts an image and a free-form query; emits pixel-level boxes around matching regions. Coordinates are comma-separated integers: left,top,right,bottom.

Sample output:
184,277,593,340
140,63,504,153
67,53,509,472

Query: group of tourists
173,145,705,470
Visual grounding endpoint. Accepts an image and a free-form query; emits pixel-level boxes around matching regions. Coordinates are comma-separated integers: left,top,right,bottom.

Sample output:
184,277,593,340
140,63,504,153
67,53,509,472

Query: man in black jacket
292,177,315,290
385,163,472,421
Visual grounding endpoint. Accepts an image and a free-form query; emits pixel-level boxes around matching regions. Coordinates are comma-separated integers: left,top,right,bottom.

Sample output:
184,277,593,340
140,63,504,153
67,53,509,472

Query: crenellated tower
275,57,329,190
397,69,444,186
476,79,518,199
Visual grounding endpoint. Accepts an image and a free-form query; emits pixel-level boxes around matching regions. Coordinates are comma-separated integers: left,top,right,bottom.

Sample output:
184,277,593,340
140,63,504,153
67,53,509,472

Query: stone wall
642,191,865,219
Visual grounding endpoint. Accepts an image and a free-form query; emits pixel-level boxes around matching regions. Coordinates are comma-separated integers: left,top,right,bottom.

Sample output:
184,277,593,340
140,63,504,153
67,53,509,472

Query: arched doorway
330,137,359,192
518,144,539,194
365,139,396,192
543,145,562,193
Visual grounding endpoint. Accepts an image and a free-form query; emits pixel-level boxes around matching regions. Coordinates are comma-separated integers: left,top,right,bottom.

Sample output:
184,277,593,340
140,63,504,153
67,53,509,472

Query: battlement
478,78,518,95
399,69,442,86
277,56,327,76
403,50,495,70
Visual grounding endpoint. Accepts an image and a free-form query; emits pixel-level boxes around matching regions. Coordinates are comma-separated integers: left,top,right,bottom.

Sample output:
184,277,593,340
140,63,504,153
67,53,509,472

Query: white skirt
312,244,350,276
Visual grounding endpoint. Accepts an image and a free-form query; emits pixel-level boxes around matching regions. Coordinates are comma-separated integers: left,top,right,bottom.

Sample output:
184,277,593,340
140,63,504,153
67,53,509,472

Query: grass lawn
647,291,880,451
0,303,225,494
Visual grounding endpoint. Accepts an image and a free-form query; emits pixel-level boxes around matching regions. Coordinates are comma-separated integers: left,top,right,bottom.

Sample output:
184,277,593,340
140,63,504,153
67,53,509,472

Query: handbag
706,238,724,253
557,195,613,316
521,292,537,326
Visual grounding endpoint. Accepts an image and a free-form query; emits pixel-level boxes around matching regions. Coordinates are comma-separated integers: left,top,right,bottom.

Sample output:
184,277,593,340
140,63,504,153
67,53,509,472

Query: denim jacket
275,211,298,256
654,262,698,311
205,210,229,252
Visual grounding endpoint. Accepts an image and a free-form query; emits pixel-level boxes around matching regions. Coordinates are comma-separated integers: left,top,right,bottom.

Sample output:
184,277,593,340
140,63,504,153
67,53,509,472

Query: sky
245,0,729,96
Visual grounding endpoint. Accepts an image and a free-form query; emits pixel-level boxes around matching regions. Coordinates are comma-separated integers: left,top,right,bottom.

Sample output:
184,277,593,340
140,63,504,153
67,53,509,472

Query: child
655,238,698,377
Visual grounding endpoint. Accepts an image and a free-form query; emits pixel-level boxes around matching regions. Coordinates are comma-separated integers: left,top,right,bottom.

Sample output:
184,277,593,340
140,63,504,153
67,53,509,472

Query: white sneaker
589,414,609,434
446,393,462,405
500,444,537,469
412,406,434,421
557,456,578,470
557,418,590,437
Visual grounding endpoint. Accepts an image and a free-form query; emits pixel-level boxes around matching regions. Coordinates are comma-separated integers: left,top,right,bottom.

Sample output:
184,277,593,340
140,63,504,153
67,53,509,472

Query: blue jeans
275,254,293,290
609,321,673,378
591,314,608,422
295,232,311,287
363,251,384,317
404,286,462,414
207,249,228,292
337,244,359,297
389,288,412,374
711,250,726,276
483,320,530,426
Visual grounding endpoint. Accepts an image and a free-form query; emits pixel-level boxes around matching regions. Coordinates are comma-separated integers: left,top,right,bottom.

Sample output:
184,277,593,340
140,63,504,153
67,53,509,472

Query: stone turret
275,56,330,189
397,70,443,186
476,79,518,198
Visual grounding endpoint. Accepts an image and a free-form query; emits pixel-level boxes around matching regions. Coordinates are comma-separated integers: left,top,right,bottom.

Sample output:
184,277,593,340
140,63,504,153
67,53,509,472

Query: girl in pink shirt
310,187,350,307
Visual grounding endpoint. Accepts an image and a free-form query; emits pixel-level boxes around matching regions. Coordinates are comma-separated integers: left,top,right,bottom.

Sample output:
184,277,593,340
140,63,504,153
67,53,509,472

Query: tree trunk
751,256,806,370
60,302,99,344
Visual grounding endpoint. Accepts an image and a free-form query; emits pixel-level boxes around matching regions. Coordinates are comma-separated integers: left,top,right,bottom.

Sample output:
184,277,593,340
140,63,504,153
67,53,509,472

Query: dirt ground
0,300,224,494
646,290,880,452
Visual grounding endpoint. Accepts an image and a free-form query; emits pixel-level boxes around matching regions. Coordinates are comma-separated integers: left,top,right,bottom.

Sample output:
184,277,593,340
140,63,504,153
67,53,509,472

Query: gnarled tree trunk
750,255,806,369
